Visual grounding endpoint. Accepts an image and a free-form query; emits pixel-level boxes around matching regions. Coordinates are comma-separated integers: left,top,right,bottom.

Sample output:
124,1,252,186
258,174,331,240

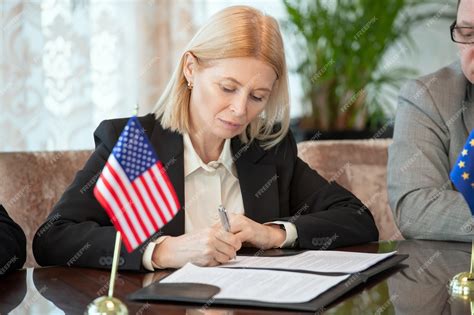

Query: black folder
128,250,408,312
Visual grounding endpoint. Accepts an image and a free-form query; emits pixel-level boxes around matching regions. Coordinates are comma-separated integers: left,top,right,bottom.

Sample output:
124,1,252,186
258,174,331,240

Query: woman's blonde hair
153,5,290,150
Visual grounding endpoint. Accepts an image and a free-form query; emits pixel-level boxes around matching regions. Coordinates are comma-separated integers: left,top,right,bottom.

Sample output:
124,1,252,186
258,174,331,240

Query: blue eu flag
450,130,474,216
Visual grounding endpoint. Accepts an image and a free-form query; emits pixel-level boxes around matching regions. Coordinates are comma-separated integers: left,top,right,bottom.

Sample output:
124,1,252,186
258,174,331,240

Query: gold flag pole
85,102,141,315
86,104,141,314
85,232,128,315
108,231,123,298
471,240,474,274
449,239,474,298
134,103,139,116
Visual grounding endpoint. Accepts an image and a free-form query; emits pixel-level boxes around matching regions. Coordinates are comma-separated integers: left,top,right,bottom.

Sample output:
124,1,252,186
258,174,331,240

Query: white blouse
142,133,297,270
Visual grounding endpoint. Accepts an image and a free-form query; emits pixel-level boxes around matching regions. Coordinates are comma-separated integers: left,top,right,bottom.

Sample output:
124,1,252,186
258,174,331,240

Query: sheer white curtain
0,0,304,152
1,0,196,151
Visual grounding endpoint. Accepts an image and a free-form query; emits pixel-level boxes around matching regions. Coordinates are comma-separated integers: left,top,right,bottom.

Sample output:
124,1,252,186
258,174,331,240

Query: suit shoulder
93,114,156,148
399,61,466,124
401,61,465,104
416,61,462,84
262,127,297,161
95,113,156,136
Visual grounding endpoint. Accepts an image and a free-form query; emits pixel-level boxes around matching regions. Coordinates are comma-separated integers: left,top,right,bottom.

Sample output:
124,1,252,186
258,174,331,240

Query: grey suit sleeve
388,80,473,242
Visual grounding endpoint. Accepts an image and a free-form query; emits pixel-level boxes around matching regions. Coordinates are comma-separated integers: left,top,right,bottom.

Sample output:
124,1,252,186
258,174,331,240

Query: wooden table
0,240,472,314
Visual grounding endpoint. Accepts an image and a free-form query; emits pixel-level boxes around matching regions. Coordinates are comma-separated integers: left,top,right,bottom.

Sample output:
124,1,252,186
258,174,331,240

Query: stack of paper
221,250,397,273
160,263,350,303
159,250,396,304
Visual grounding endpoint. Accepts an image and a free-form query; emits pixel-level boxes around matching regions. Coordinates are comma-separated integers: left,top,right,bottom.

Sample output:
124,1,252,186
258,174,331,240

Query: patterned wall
1,0,195,151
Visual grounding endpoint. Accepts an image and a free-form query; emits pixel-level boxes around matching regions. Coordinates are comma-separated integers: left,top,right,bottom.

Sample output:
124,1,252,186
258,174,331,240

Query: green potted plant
283,0,455,140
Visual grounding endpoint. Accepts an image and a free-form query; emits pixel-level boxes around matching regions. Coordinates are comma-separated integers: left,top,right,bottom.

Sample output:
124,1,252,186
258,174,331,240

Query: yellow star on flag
471,183,474,188
470,139,474,147
459,161,466,168
462,149,468,156
462,172,470,180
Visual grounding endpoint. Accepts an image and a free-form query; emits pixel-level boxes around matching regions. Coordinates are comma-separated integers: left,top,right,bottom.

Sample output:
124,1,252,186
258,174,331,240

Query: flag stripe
108,157,156,238
110,155,154,240
97,175,137,244
140,172,170,225
99,171,141,247
94,189,135,251
157,162,181,215
151,164,179,216
99,169,140,245
94,181,136,251
155,163,177,216
142,171,174,222
134,176,165,228
128,178,160,232
148,172,173,221
102,162,148,241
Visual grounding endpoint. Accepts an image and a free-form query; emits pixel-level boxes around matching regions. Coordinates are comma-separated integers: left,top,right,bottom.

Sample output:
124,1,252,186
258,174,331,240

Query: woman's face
184,55,277,140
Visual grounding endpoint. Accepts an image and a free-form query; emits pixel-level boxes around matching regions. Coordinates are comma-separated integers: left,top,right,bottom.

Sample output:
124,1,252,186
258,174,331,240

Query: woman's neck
188,128,225,164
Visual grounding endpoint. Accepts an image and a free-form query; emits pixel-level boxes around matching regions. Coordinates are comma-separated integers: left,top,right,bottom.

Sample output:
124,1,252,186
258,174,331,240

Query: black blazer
33,114,378,271
0,205,26,273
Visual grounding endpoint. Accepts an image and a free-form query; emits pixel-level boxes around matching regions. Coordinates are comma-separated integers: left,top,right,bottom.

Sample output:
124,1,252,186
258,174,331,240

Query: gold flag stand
85,105,139,314
85,232,129,315
449,240,474,298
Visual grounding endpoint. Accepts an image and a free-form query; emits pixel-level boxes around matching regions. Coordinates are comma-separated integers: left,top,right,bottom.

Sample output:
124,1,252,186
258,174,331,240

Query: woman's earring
187,81,193,90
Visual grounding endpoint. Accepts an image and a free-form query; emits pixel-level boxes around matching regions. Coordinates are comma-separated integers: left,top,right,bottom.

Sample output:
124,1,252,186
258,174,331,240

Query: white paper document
160,263,350,304
220,250,397,274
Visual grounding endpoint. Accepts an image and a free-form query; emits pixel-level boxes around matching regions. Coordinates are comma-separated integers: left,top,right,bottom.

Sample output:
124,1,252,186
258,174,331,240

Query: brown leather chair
0,151,92,267
297,139,402,241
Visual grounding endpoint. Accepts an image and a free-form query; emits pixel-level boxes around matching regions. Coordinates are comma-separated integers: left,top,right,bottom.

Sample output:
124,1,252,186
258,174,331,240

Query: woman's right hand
151,226,242,269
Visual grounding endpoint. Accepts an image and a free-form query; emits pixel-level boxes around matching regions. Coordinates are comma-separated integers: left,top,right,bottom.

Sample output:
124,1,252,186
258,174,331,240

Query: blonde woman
33,6,378,270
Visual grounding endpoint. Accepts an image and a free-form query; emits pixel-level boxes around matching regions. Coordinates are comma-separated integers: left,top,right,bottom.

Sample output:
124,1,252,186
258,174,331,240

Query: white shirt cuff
142,236,169,271
265,221,298,248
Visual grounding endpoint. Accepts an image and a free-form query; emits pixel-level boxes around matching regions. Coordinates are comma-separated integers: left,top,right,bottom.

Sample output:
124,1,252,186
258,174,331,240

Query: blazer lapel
149,121,185,236
231,138,280,223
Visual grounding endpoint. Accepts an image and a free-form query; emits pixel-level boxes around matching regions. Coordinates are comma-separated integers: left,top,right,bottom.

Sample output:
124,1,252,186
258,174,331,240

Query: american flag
450,129,474,216
94,116,180,252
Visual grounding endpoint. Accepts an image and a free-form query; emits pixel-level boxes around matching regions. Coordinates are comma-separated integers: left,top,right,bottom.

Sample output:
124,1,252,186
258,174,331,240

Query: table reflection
6,268,65,314
325,240,472,315
387,240,471,315
0,268,26,314
2,240,472,315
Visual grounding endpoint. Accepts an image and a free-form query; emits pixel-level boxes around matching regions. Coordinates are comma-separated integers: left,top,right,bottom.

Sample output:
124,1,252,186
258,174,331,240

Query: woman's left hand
218,213,286,249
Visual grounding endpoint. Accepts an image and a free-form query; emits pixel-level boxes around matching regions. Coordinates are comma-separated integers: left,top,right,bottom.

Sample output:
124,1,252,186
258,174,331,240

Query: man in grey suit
388,0,474,242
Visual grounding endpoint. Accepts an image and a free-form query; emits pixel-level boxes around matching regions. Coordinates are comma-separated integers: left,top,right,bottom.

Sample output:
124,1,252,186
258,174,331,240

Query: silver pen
218,205,231,232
